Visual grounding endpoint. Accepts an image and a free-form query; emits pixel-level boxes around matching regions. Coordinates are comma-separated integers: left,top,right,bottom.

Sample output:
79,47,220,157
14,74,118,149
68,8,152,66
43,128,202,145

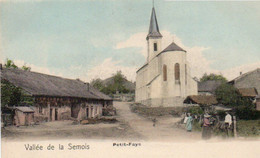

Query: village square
1,1,260,143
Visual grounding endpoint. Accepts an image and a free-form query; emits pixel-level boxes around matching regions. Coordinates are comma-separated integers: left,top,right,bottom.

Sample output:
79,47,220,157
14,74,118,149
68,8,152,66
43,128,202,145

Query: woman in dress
186,113,193,132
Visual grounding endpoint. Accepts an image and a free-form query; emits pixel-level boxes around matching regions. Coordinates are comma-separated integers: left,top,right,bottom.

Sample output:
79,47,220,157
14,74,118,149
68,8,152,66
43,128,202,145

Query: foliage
91,79,105,92
187,106,204,115
22,65,31,71
200,73,227,82
233,106,260,120
91,71,131,95
4,59,18,69
1,80,34,107
237,120,260,137
215,83,252,107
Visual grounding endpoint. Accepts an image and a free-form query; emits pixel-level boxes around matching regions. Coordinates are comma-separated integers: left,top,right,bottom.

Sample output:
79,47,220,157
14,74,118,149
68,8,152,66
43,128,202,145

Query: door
55,109,58,120
86,107,89,118
50,108,53,121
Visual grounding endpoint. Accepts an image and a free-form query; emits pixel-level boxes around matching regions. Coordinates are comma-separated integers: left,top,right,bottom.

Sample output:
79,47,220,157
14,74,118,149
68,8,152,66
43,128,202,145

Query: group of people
183,111,233,139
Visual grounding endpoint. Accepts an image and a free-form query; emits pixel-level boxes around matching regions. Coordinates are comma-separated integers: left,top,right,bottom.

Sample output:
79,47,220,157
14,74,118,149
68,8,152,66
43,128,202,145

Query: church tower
146,7,162,62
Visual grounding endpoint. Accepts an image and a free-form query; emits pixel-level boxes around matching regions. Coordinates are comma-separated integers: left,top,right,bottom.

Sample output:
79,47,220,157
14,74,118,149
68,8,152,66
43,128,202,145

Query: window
154,43,157,51
39,106,42,114
163,65,167,81
175,63,180,81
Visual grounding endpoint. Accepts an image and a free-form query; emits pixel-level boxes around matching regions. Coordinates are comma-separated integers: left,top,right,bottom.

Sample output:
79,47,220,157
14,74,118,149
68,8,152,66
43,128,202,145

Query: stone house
1,68,113,123
135,7,197,107
229,68,260,95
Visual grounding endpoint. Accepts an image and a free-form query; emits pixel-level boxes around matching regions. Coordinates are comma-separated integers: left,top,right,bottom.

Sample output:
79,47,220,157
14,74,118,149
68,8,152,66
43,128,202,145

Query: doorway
55,109,58,120
50,108,53,121
86,107,89,118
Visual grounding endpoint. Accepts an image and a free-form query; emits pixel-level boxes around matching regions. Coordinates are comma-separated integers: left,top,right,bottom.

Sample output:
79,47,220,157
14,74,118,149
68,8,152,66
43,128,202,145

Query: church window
175,63,180,81
163,65,167,81
154,43,157,51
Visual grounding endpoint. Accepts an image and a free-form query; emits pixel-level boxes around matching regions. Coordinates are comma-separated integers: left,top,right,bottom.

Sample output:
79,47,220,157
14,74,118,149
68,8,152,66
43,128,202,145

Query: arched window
175,63,180,81
163,65,167,81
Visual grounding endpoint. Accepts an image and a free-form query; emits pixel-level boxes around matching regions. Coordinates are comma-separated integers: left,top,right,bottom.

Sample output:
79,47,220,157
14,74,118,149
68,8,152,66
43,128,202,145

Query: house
229,68,260,95
198,80,222,96
135,7,198,107
1,68,113,123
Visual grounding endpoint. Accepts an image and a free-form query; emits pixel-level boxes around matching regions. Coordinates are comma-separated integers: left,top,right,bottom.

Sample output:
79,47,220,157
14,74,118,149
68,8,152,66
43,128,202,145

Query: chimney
240,72,242,75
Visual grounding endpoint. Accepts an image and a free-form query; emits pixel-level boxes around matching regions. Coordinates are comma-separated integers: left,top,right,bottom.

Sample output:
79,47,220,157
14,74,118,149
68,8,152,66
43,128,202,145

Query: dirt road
114,102,201,142
2,102,201,142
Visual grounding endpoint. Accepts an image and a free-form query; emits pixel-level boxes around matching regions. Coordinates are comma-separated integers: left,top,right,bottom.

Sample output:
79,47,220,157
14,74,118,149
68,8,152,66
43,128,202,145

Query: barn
1,68,113,124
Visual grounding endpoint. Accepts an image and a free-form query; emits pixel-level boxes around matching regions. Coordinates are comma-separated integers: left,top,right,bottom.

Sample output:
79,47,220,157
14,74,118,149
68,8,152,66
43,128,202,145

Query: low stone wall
139,97,185,107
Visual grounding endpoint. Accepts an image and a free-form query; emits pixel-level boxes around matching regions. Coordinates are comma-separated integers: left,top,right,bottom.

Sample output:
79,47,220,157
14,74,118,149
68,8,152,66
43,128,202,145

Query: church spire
147,7,162,40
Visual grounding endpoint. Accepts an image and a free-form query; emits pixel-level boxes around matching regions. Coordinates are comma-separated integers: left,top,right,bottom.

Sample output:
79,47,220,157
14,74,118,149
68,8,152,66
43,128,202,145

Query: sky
0,0,259,82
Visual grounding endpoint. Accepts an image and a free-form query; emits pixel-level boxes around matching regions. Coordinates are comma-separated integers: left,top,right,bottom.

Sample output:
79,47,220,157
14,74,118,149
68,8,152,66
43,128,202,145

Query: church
135,7,198,107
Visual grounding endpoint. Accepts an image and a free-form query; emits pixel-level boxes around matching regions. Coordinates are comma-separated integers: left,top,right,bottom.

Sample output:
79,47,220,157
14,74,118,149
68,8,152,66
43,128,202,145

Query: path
114,101,201,142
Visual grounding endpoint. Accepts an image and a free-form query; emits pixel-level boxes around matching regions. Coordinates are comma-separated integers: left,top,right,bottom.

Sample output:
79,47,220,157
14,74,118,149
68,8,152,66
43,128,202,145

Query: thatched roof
238,88,258,97
1,68,112,100
184,95,218,105
198,80,222,94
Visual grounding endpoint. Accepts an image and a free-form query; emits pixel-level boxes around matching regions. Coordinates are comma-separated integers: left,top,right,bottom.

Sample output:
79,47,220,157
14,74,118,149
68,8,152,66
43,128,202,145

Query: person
224,112,233,137
202,114,211,140
152,117,157,127
186,113,193,132
183,113,188,124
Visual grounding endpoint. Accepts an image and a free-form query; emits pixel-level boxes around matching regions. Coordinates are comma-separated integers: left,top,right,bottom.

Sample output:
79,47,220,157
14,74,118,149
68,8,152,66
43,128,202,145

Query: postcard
0,0,259,158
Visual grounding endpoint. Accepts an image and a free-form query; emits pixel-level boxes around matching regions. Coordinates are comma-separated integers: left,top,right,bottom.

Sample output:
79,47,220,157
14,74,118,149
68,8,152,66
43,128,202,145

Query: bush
187,106,203,115
234,106,260,120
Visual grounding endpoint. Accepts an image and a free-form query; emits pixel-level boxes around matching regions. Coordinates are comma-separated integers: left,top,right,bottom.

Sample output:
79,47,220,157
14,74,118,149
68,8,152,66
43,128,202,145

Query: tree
1,80,34,107
215,83,252,107
4,59,18,69
200,73,227,83
22,65,31,71
90,78,105,91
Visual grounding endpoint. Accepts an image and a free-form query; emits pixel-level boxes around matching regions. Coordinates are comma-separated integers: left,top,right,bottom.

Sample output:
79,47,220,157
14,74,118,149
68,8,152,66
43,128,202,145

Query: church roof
161,42,186,53
147,7,162,39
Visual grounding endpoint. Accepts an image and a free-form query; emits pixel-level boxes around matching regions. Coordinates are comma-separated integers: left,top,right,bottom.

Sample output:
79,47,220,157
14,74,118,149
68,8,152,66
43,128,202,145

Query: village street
114,101,201,142
2,102,202,142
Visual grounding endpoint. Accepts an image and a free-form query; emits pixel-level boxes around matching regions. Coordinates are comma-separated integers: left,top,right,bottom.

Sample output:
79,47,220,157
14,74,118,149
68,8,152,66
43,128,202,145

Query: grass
237,120,260,137
130,103,184,118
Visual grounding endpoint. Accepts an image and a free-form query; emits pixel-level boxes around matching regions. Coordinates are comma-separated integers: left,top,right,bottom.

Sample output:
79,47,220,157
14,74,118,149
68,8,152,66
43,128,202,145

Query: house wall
256,99,260,111
34,97,105,122
233,69,260,94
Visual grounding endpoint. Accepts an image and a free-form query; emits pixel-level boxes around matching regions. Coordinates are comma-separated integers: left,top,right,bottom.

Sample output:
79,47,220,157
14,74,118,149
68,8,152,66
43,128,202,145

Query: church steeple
147,7,162,40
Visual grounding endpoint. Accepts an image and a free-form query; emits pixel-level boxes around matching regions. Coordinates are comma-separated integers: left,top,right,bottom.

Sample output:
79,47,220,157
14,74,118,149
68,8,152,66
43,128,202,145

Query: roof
146,7,162,39
229,68,260,83
198,80,222,93
1,68,111,100
238,88,258,97
136,63,148,73
15,106,34,113
160,42,186,53
184,95,218,105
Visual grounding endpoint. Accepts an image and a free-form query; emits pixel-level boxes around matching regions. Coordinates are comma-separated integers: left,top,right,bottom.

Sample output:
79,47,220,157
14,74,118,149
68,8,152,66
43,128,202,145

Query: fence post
233,115,237,138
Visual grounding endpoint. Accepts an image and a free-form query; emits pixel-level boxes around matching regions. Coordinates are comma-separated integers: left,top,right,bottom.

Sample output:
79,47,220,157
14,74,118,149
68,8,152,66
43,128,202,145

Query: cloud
86,58,137,82
114,30,260,81
13,59,63,77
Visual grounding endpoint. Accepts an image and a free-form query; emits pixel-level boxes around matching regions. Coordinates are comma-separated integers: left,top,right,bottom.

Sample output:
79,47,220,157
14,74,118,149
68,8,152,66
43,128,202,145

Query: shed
14,106,35,126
